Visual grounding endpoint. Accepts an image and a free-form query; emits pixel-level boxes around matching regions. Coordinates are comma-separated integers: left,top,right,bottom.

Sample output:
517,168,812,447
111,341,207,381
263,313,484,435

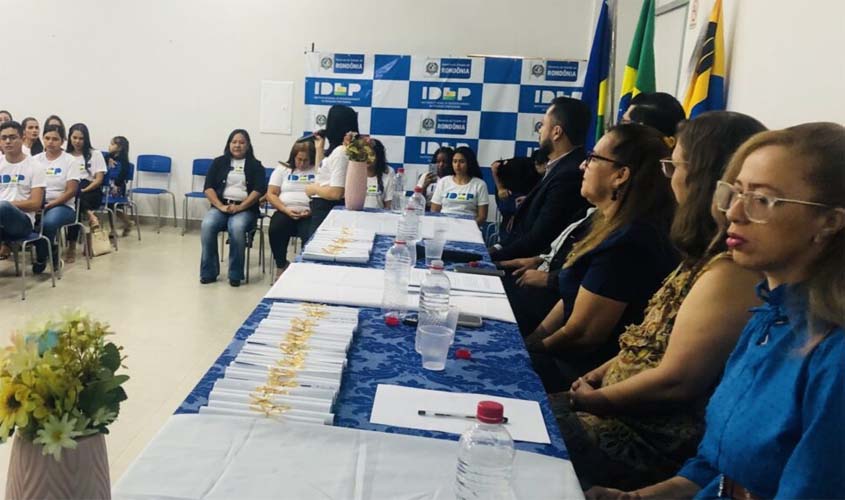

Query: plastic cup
418,325,452,371
446,306,460,345
424,228,447,265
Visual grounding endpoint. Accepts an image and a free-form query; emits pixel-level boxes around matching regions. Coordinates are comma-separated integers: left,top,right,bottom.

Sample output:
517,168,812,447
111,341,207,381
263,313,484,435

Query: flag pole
607,0,618,129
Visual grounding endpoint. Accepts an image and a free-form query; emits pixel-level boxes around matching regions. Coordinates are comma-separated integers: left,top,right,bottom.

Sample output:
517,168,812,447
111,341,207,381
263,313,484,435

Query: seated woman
106,135,135,236
417,146,454,205
64,123,107,262
200,129,267,287
364,139,395,210
526,123,678,393
267,140,316,279
589,122,845,499
550,112,766,491
21,117,43,156
490,150,545,237
430,146,489,226
31,124,80,272
305,105,359,238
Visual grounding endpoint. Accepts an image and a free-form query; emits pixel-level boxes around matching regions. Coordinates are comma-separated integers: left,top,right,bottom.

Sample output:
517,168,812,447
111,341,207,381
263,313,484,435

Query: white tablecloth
113,414,583,500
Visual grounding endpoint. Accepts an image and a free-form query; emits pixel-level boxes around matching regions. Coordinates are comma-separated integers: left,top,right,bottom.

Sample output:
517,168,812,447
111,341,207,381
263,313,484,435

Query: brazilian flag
616,0,656,121
582,0,612,150
683,0,726,117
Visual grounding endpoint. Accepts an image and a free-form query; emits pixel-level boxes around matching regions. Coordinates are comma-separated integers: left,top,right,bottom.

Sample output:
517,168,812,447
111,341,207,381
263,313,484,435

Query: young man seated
0,121,47,244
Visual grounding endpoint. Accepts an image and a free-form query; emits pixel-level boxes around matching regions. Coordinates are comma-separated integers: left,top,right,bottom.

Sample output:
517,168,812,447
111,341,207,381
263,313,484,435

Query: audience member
0,121,46,246
64,123,106,262
551,112,766,490
31,124,80,273
200,129,266,287
0,110,12,123
489,97,590,261
619,92,686,139
20,117,43,156
490,150,546,242
267,140,316,279
431,146,490,225
526,123,678,392
305,105,358,238
588,122,845,499
106,136,135,236
417,146,454,203
44,115,66,148
364,139,395,210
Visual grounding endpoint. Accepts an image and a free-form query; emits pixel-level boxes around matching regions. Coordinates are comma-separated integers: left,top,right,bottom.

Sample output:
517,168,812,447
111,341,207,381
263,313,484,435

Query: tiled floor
0,224,274,489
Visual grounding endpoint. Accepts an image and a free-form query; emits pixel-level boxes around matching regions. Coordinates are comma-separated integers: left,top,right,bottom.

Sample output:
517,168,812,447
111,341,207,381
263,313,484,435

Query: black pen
417,409,509,424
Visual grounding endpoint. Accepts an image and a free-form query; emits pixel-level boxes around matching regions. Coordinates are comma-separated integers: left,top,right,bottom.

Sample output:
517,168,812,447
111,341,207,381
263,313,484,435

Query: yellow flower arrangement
345,134,377,163
0,311,128,460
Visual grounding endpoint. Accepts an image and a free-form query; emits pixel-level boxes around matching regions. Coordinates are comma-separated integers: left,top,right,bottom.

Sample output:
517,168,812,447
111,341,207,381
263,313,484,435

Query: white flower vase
5,433,111,500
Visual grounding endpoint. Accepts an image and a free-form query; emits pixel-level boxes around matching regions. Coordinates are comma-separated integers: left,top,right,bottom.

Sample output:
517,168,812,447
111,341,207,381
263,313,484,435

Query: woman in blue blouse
587,122,845,499
527,123,679,392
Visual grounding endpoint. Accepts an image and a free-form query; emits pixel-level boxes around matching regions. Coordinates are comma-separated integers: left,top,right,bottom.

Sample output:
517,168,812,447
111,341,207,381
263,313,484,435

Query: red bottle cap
455,348,471,360
469,261,480,267
384,315,401,327
414,186,423,193
476,401,504,424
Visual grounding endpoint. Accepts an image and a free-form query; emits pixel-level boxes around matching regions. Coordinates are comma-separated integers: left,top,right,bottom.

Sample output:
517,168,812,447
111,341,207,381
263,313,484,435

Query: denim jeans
35,205,76,264
0,201,34,241
200,207,256,282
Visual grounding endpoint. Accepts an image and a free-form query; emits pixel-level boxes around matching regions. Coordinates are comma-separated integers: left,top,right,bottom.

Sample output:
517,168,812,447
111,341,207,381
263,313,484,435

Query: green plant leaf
101,343,121,372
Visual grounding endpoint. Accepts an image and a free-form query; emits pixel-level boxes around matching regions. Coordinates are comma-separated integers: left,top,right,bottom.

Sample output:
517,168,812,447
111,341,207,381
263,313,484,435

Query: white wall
1,0,595,219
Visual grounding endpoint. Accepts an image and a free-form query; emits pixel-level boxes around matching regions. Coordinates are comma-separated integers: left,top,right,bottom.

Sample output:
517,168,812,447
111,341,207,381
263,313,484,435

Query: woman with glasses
526,123,678,393
549,112,766,491
267,140,316,280
589,122,845,499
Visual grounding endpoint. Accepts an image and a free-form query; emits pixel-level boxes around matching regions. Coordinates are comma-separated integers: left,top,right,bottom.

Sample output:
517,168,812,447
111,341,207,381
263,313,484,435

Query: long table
117,208,580,497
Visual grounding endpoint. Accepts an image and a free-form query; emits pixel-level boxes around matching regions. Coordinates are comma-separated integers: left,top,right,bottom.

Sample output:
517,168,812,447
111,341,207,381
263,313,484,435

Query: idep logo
315,81,361,97
545,61,579,82
305,77,372,107
404,137,478,165
332,53,365,74
0,174,25,184
434,114,468,135
46,167,63,176
445,192,475,201
518,85,577,114
409,82,482,111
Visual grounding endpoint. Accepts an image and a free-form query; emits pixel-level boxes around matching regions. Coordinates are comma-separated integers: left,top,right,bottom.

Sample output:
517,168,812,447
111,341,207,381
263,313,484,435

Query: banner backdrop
304,52,586,189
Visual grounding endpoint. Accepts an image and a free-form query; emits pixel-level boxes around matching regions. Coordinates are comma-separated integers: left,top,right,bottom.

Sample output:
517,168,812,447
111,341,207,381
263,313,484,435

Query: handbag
89,228,113,256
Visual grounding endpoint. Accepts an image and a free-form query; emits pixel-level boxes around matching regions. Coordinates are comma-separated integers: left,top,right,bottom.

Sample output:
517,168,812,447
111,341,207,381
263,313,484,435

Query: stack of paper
302,226,376,263
199,302,360,426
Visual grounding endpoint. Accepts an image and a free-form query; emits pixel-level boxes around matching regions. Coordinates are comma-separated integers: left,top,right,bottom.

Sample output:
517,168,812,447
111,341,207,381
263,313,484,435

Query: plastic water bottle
382,240,411,322
455,401,515,500
393,167,406,213
397,207,420,265
415,260,451,352
409,185,426,216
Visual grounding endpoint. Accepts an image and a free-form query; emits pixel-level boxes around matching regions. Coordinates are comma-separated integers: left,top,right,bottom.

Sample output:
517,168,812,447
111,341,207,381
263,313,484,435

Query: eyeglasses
659,159,689,178
0,135,20,142
585,151,624,167
714,181,837,224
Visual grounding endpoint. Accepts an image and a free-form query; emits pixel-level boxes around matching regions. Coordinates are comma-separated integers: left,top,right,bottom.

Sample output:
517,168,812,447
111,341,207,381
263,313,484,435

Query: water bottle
397,207,420,265
393,167,406,213
382,240,412,322
415,260,451,353
455,401,515,500
409,185,426,216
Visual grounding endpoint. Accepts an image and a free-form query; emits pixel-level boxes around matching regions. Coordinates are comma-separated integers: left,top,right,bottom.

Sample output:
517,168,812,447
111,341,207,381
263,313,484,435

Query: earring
611,189,618,201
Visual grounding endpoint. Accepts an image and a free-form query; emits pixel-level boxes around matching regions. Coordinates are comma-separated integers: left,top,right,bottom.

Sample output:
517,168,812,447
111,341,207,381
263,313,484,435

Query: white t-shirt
22,145,31,157
313,146,349,197
269,166,316,210
364,167,396,209
0,155,47,224
416,172,437,201
70,149,107,183
32,152,80,209
222,158,248,201
431,175,490,217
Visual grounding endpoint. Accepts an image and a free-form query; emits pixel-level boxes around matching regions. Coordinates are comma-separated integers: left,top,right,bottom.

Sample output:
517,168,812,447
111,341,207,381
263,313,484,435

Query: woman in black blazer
200,129,267,287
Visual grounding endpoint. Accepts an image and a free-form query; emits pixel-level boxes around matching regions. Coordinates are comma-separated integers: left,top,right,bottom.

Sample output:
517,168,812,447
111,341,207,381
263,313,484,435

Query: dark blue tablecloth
177,208,569,459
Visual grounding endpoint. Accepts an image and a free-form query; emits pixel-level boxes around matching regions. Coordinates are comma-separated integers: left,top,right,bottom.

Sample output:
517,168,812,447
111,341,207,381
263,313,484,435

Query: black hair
43,124,66,141
627,92,686,138
111,136,131,166
452,146,483,180
44,115,66,140
67,123,93,171
21,117,44,155
324,105,359,154
430,146,455,177
549,96,590,147
370,138,389,194
0,120,23,136
223,129,257,161
0,110,12,121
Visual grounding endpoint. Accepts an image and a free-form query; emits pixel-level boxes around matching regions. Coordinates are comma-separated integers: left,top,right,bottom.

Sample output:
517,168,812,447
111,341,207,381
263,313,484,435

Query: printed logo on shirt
367,184,381,195
287,174,315,183
332,54,365,74
545,60,579,82
0,174,26,184
445,192,474,202
232,163,245,173
45,167,63,176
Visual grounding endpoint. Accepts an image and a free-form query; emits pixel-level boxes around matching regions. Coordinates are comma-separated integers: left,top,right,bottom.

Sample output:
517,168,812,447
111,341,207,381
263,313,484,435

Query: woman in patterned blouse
552,112,767,490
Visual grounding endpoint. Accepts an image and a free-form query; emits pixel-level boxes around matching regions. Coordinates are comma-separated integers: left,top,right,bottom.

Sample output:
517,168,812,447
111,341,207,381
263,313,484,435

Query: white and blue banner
304,52,586,190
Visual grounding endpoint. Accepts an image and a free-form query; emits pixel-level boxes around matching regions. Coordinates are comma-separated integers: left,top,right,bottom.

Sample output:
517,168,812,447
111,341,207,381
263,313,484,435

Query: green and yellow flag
616,0,656,121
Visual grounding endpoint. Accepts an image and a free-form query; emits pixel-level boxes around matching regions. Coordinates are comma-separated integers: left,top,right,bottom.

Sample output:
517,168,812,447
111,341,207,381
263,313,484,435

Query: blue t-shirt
557,220,678,363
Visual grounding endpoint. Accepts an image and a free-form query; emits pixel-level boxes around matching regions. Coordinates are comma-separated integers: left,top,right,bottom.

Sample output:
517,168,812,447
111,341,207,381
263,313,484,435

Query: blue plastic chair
133,154,177,233
5,211,56,300
101,158,141,243
182,158,213,235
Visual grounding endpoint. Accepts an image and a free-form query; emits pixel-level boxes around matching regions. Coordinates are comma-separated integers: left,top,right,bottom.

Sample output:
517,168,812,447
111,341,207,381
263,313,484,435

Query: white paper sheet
410,268,505,295
320,210,485,244
370,384,551,444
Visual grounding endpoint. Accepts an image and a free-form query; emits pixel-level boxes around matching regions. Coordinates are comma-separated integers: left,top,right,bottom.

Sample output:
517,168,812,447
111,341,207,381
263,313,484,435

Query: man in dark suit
489,96,591,262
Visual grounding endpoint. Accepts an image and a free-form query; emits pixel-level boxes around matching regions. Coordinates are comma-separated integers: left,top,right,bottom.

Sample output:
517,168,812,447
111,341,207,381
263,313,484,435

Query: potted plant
344,134,376,211
1,311,128,500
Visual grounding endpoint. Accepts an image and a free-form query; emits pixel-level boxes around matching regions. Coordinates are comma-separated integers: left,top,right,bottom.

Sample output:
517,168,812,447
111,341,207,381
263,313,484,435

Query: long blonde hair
564,124,674,267
714,123,845,342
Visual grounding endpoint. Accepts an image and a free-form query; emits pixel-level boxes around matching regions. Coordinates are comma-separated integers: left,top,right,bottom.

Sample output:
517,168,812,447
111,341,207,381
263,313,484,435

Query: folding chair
56,195,92,277
5,211,56,300
182,158,213,235
133,154,177,233
104,161,141,241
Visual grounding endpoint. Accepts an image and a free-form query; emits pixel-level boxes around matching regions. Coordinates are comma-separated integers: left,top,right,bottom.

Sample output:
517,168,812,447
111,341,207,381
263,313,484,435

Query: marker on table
417,409,509,424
